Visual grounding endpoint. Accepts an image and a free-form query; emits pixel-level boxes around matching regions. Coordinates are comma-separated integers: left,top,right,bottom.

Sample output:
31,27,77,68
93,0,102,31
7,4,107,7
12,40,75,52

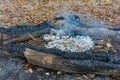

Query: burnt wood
0,15,120,76
0,43,120,64
0,21,52,36
24,48,120,75
3,28,50,44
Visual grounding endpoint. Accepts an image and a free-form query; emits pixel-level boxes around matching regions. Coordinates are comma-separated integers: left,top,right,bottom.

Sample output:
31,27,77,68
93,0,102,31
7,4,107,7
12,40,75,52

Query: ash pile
43,34,94,52
42,14,115,52
43,15,95,52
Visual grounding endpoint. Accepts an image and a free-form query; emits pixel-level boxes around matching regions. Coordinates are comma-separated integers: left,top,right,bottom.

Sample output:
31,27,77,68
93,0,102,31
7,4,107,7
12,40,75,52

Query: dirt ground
0,0,120,80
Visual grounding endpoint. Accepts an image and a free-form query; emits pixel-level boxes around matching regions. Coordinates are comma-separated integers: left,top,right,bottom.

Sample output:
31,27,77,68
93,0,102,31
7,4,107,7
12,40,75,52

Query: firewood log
3,28,50,44
24,48,120,75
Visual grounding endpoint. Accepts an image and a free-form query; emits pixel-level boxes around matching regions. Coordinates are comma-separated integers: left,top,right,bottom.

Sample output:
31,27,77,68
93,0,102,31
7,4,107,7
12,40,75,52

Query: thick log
24,48,120,75
3,28,50,44
0,21,52,36
0,43,120,64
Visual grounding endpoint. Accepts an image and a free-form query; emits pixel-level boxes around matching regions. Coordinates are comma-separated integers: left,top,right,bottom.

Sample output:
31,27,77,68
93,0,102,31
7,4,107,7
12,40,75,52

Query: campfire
0,15,120,78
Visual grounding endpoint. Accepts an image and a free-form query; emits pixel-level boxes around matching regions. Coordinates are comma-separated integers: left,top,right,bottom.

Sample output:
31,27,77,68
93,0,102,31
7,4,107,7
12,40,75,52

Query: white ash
43,34,94,52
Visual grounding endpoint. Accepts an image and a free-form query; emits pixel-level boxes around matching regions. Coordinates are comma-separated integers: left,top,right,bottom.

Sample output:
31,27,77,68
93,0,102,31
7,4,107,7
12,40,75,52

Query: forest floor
0,0,120,27
0,0,120,80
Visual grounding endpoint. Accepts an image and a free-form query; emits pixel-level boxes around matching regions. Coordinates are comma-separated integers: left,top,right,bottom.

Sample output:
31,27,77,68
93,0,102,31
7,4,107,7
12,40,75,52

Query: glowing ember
43,34,94,52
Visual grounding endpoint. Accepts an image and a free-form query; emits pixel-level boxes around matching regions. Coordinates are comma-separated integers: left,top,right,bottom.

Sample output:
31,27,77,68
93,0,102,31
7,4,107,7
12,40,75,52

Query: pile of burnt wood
0,15,120,77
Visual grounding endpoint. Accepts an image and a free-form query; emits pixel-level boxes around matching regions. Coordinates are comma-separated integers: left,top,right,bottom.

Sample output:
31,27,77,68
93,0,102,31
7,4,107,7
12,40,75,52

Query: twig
27,33,37,40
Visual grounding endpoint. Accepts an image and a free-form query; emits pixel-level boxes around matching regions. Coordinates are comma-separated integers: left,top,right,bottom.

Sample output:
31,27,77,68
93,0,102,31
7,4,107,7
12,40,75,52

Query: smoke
51,14,116,39
44,13,118,52
44,14,96,52
51,14,83,36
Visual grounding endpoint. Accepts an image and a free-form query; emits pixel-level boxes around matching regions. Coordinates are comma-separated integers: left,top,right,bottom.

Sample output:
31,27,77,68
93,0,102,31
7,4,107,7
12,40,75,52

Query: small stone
57,71,62,75
106,43,112,48
45,72,50,76
28,68,33,73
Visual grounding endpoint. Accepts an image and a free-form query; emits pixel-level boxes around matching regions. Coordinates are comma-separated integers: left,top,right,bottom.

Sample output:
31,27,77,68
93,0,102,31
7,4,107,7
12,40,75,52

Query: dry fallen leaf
48,9,53,14
109,18,113,23
103,0,111,5
23,63,31,69
35,3,41,7
36,67,44,71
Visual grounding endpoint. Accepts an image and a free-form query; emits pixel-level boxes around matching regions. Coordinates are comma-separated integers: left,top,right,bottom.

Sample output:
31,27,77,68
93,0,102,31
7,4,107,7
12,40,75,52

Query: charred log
24,48,120,75
3,27,50,44
0,21,52,36
0,43,120,64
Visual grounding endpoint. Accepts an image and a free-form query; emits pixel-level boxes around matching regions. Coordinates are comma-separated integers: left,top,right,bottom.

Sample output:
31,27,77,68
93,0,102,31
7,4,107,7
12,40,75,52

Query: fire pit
0,15,120,79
